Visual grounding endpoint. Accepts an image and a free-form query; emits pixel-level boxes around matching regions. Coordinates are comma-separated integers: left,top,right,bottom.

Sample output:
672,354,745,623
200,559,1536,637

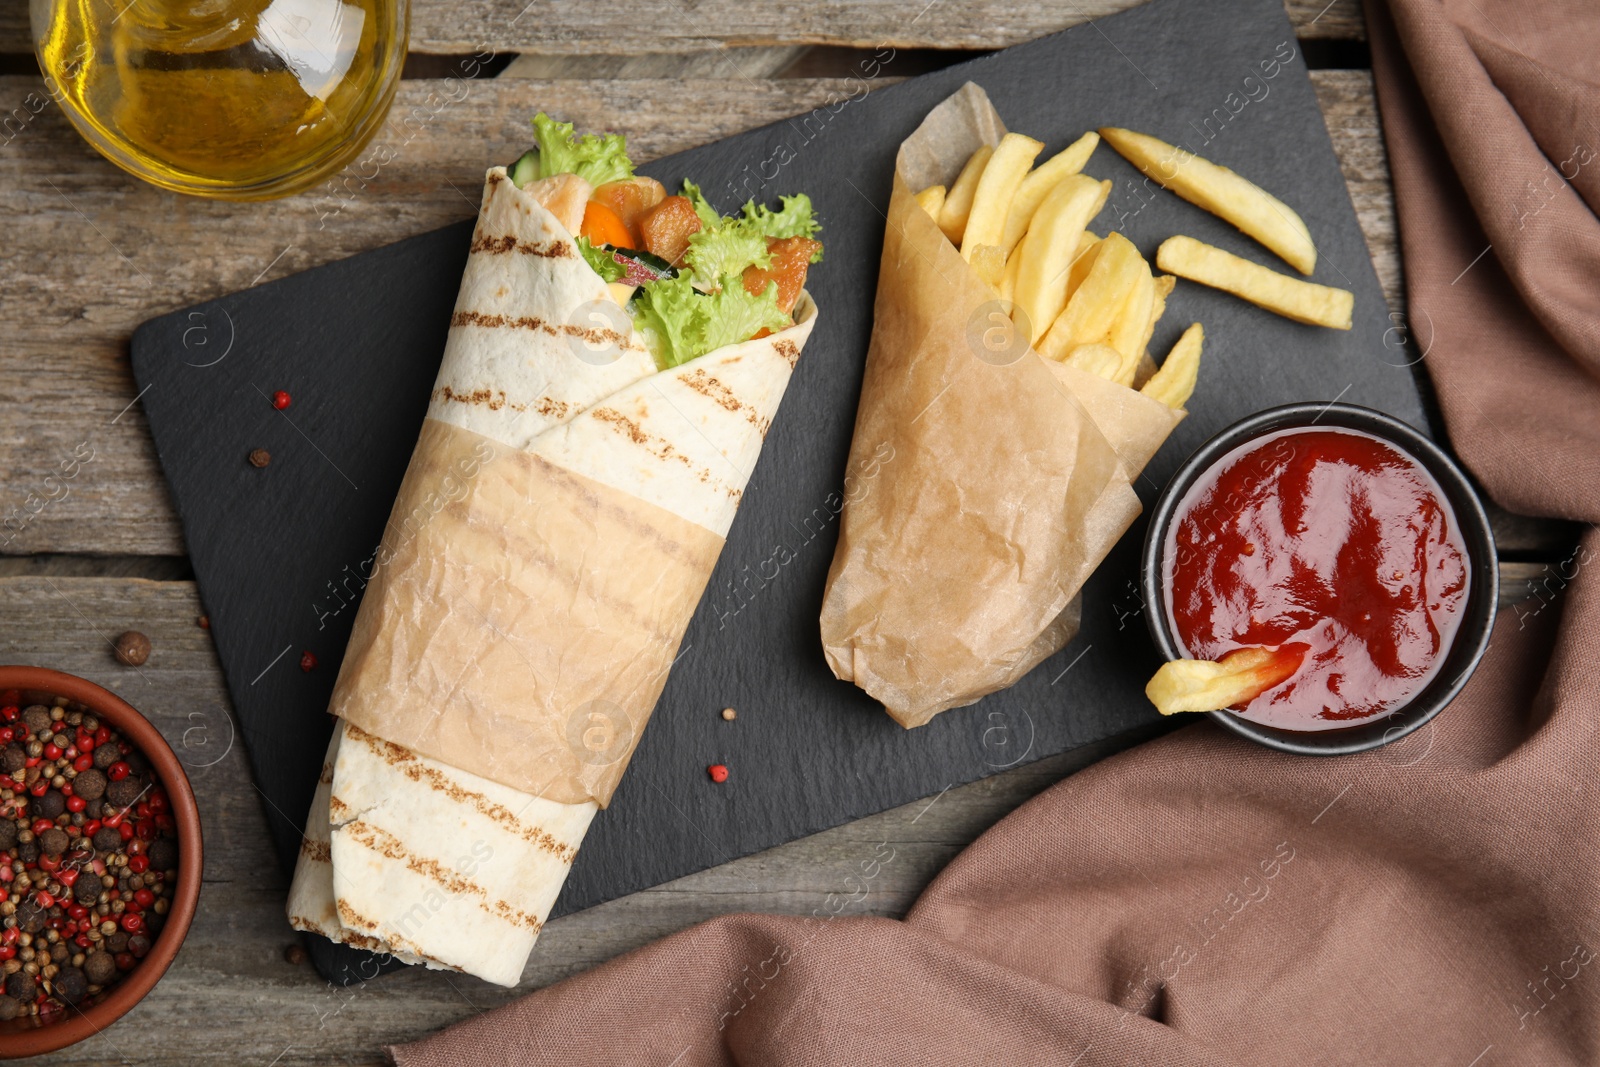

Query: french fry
1145,645,1303,715
999,131,1100,257
998,236,1026,302
1061,342,1123,380
915,184,947,222
1065,231,1102,301
1011,175,1111,346
962,133,1044,260
1141,322,1204,409
1038,231,1142,360
1131,274,1177,367
1157,236,1353,330
1100,126,1317,275
937,144,993,245
1107,260,1156,385
969,244,1007,290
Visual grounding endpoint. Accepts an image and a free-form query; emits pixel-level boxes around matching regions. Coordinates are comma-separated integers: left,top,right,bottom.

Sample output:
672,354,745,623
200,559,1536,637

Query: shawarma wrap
288,115,822,986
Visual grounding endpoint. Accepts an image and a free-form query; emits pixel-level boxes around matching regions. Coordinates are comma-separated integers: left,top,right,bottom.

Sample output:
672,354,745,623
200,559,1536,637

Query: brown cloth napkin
392,1,1600,1062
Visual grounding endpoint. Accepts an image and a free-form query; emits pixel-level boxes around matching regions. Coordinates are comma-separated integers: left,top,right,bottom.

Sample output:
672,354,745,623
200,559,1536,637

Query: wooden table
0,1,1576,1061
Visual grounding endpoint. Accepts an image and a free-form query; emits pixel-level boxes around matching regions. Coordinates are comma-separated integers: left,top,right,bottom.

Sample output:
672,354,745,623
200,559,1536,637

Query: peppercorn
721,707,737,721
0,996,19,1021
299,650,318,672
0,746,24,775
248,448,271,468
92,744,117,771
284,943,308,966
104,932,127,954
52,966,87,1005
112,631,151,667
38,829,68,858
34,790,64,821
73,770,105,801
707,764,730,783
48,943,67,964
104,777,142,810
91,827,120,852
5,972,34,1001
83,951,115,986
146,838,177,872
73,879,98,907
0,824,14,852
17,842,37,866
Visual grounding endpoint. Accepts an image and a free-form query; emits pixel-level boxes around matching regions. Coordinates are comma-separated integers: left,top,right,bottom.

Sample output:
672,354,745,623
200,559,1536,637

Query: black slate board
131,0,1429,984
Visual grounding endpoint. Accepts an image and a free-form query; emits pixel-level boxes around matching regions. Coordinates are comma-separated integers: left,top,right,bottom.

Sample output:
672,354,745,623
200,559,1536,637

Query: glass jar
32,0,408,199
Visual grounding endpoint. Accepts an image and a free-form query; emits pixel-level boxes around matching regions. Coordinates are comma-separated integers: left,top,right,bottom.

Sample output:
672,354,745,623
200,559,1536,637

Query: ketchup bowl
1141,403,1497,756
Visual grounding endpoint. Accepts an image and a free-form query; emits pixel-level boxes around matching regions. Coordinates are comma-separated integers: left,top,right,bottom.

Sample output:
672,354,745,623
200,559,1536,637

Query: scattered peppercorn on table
0,0,1577,1061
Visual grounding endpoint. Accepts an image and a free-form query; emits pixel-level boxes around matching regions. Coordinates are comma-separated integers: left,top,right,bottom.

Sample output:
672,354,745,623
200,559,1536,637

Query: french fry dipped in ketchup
1146,646,1307,715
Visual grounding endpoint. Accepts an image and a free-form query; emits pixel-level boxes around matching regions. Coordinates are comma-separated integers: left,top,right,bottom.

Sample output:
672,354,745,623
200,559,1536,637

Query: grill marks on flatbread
527,292,819,538
427,166,656,452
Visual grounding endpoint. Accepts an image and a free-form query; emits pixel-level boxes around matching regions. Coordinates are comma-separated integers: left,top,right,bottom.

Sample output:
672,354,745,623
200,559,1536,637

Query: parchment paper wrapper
332,417,724,807
820,83,1184,728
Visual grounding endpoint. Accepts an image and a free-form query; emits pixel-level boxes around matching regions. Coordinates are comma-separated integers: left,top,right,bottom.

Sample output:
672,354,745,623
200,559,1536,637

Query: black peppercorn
72,769,107,802
0,822,15,851
38,828,68,858
21,707,51,736
83,951,116,986
52,966,87,1005
92,827,121,852
0,996,20,1021
93,744,118,771
1,744,24,774
105,777,142,810
104,932,128,954
5,973,35,1001
147,838,178,872
17,841,38,866
74,878,99,906
35,790,65,821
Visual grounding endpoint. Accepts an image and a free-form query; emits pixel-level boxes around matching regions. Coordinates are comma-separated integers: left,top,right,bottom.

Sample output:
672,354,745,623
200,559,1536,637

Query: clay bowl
0,666,202,1058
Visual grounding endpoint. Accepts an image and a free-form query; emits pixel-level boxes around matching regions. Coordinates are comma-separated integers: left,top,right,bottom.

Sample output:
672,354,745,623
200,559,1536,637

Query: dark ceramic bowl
1140,403,1498,755
0,667,202,1058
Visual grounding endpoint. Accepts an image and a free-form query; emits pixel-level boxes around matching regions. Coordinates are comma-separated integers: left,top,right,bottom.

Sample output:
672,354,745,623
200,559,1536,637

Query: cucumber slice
508,150,538,188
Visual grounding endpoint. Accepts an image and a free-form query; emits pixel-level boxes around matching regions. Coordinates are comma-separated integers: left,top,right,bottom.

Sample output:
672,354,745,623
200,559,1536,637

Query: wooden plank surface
2,0,1364,63
0,575,1162,1066
0,70,1404,558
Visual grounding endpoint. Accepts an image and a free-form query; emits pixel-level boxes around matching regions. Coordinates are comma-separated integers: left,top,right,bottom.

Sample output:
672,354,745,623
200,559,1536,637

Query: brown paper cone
819,82,1183,729
331,417,724,805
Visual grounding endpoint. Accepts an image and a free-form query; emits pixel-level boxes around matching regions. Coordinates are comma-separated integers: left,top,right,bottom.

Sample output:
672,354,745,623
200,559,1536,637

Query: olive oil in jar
32,0,408,199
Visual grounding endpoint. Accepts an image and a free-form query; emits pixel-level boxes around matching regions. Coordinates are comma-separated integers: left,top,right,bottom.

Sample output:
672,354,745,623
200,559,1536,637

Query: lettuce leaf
630,274,788,369
740,194,822,255
531,113,635,187
630,275,708,369
683,225,771,291
699,282,789,355
575,237,626,283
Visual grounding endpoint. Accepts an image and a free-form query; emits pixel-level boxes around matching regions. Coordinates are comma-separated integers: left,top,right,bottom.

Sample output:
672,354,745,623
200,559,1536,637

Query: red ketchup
1164,427,1470,731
